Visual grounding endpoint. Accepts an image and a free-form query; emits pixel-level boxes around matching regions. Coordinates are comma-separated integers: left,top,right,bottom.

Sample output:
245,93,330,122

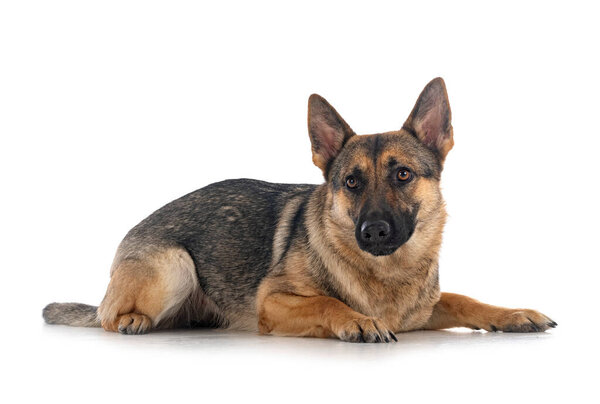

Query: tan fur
423,293,555,332
98,247,199,334
258,292,394,341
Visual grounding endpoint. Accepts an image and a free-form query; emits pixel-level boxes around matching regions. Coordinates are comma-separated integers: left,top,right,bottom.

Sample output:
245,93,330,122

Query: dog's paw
484,309,557,333
335,317,397,343
115,313,152,335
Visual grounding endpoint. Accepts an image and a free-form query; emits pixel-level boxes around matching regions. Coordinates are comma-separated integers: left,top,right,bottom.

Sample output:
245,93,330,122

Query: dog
43,78,556,342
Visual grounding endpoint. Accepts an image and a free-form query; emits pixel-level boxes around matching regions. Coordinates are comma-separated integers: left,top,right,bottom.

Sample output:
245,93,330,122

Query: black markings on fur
357,324,366,343
421,167,434,178
401,125,417,138
527,317,540,332
387,157,398,169
277,199,308,267
324,159,334,180
400,260,439,324
490,325,498,332
308,246,346,304
369,134,384,166
357,201,420,256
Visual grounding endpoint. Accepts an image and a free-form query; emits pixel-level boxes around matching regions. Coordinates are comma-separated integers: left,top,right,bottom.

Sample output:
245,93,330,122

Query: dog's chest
344,270,440,332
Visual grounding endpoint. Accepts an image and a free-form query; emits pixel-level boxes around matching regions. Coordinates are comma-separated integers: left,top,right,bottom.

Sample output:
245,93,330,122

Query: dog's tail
42,302,101,327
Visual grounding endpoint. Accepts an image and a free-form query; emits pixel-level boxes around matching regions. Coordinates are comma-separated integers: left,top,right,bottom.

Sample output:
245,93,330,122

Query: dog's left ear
403,77,454,162
308,94,356,175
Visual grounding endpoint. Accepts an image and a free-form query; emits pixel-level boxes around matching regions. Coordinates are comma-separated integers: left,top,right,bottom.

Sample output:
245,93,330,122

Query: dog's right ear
308,94,356,175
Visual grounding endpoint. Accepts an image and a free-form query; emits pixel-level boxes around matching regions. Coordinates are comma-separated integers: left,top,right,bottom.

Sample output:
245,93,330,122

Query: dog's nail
390,332,398,342
490,325,498,332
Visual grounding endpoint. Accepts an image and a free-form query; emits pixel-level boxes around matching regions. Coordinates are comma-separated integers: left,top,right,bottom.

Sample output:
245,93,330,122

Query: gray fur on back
113,178,316,318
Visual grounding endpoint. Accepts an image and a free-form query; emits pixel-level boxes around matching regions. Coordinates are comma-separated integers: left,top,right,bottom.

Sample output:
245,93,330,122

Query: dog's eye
397,168,412,182
346,176,359,189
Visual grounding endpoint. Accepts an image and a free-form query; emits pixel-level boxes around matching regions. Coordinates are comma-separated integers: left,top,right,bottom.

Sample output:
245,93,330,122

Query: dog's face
308,78,453,257
327,132,442,256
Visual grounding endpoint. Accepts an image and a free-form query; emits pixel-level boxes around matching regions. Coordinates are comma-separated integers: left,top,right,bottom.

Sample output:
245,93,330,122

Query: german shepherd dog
43,78,556,342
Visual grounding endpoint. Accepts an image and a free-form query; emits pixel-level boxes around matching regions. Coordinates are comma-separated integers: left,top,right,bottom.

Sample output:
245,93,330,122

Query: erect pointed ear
308,94,356,175
403,77,454,162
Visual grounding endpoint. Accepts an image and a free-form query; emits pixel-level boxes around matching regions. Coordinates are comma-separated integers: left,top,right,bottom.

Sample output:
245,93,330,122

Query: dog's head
308,78,453,257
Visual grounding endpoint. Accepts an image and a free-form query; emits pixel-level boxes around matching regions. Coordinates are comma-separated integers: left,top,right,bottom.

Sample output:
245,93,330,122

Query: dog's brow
351,165,363,177
387,157,398,168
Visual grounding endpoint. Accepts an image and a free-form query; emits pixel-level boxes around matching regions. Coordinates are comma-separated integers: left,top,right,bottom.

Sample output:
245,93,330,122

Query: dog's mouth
363,246,400,257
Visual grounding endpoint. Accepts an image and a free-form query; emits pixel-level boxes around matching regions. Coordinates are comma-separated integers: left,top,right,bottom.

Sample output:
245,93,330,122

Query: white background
1,1,599,402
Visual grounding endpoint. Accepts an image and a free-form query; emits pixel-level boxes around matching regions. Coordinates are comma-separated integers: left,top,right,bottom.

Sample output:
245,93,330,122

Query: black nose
360,220,391,244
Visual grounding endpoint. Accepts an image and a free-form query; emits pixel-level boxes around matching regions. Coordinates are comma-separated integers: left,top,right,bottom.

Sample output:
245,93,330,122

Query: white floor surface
6,321,593,403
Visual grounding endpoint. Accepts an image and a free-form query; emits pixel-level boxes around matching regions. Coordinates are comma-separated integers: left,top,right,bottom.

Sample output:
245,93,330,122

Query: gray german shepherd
44,78,555,342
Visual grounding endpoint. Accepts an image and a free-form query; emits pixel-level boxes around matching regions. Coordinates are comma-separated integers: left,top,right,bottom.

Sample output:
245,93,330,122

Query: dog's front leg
258,293,397,342
423,292,557,332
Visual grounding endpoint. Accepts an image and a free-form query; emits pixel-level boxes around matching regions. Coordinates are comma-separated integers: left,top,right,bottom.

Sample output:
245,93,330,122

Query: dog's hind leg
97,246,197,335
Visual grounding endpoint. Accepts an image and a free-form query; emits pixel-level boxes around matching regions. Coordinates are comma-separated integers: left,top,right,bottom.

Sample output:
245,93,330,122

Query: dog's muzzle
355,210,417,257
